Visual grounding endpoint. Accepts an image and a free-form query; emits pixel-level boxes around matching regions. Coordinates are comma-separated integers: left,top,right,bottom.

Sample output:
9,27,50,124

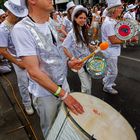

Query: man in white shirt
123,4,137,20
11,0,84,139
0,0,34,115
101,0,125,94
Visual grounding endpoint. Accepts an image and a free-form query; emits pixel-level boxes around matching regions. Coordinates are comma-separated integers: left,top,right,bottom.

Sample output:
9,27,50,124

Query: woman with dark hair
62,5,93,94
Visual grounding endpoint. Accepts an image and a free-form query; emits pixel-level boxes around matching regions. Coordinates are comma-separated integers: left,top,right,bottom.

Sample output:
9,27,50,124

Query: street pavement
0,46,140,140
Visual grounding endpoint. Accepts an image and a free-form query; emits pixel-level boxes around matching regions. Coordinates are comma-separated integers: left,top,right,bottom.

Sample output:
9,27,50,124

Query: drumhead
85,55,107,79
115,20,135,40
64,92,137,140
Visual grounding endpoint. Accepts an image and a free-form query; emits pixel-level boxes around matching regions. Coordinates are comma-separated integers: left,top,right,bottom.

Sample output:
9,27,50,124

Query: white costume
101,0,122,94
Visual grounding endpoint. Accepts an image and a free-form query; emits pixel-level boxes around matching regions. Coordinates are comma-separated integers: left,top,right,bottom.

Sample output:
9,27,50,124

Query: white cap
66,1,75,11
107,0,122,9
0,9,5,16
127,4,137,11
71,5,88,21
4,0,28,17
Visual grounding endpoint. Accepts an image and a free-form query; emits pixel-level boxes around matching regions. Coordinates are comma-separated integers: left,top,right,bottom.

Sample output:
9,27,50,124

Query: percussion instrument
71,42,108,74
115,19,140,41
81,42,108,63
47,92,137,140
84,55,107,79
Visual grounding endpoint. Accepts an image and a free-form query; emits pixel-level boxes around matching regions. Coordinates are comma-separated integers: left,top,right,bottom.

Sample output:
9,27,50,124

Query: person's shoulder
103,17,111,24
124,11,129,16
0,22,5,31
64,16,68,20
102,17,112,28
0,21,10,34
13,17,29,30
64,16,70,22
68,29,74,35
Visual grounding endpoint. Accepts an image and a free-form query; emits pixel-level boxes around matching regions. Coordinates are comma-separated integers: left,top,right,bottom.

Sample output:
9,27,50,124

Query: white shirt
62,16,72,33
11,17,67,97
101,17,121,58
62,29,90,59
123,11,136,20
0,21,16,57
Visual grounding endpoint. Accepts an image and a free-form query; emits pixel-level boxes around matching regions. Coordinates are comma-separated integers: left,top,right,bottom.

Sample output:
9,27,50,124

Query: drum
85,55,107,79
126,19,139,36
47,92,137,140
115,20,135,41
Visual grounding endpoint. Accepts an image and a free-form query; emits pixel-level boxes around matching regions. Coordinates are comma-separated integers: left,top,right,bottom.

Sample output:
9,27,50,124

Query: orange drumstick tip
99,42,109,50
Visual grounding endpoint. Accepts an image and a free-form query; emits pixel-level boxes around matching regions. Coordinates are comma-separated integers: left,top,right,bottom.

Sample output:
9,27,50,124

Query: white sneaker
103,87,118,95
25,106,34,115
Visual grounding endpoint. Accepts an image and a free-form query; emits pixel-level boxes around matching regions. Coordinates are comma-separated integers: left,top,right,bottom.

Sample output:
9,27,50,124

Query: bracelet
54,86,61,96
70,57,75,60
61,92,68,100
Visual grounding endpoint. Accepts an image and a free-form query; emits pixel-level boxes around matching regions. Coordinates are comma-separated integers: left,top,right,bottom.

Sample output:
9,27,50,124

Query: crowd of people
0,0,139,139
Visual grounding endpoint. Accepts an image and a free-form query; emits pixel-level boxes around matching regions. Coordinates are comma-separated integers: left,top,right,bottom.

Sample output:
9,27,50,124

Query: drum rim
85,56,107,79
63,103,96,140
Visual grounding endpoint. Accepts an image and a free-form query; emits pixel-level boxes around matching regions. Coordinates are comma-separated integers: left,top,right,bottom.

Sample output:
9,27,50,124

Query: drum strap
64,105,97,140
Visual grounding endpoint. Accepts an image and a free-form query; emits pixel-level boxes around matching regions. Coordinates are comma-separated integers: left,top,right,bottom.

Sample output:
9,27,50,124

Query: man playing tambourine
101,0,138,95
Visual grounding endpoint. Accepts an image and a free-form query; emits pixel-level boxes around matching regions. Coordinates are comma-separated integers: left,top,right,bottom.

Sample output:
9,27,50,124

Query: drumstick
81,42,109,63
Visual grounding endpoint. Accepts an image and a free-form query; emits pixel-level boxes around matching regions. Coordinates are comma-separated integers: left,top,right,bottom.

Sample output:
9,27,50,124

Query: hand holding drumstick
66,42,109,71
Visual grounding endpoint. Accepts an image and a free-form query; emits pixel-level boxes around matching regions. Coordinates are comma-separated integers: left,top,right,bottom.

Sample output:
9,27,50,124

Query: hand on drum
63,94,84,115
68,58,83,71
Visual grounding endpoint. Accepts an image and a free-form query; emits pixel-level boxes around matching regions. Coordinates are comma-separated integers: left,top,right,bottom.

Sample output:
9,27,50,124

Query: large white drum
47,92,137,140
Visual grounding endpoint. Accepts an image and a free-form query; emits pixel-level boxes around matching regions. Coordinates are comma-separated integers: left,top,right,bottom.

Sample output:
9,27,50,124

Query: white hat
0,9,5,16
107,0,122,9
71,5,88,21
4,0,28,17
127,4,137,11
66,1,75,11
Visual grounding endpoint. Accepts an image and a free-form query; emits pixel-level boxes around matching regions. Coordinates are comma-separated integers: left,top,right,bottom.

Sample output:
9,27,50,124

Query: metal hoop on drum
85,55,107,79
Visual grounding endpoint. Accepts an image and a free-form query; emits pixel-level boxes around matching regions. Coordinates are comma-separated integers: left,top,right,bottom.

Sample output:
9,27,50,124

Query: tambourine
115,20,135,40
85,55,107,79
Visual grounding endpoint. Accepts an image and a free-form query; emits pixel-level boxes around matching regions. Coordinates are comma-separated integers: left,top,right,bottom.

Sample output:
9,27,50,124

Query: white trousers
103,57,118,89
78,67,92,94
33,78,70,139
12,64,31,107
